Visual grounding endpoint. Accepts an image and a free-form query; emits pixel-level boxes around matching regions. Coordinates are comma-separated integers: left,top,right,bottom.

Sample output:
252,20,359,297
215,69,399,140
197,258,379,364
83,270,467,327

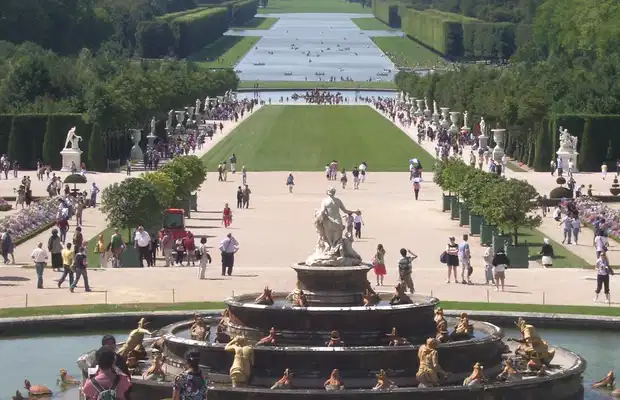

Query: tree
441,157,470,195
160,160,192,204
88,123,106,171
100,178,165,234
142,171,175,208
168,155,207,192
483,178,541,245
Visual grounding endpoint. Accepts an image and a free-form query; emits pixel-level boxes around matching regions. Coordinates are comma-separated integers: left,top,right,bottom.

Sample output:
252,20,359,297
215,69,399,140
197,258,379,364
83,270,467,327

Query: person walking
483,247,495,285
1,229,13,264
94,234,107,268
134,226,151,268
571,217,581,245
90,183,100,207
353,211,363,239
161,230,175,267
372,244,386,286
109,228,125,268
397,248,417,294
222,203,233,227
236,186,243,208
560,214,573,244
242,185,251,208
594,252,614,303
445,236,459,284
413,178,421,200
31,242,48,289
540,238,555,267
58,242,74,288
172,350,206,400
48,229,63,272
230,153,237,174
219,233,239,276
595,231,608,259
491,249,510,291
459,234,472,285
286,173,295,193
73,226,84,253
197,236,212,280
352,166,360,190
70,246,91,292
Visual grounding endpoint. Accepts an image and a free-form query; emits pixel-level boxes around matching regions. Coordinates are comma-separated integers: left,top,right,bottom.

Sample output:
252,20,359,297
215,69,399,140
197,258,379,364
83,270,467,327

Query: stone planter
442,194,455,212
469,215,483,236
492,234,513,254
505,244,529,268
120,247,141,268
480,223,496,246
459,204,470,227
189,193,198,211
450,197,460,220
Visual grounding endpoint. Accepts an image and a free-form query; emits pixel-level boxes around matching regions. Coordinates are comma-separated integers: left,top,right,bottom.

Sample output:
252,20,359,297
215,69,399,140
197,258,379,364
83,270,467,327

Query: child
175,237,186,266
373,244,386,286
340,169,347,189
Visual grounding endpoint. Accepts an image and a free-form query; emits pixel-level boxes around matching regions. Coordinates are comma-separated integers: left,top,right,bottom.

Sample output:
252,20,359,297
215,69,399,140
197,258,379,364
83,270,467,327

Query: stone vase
440,107,450,129
449,112,460,135
491,128,506,162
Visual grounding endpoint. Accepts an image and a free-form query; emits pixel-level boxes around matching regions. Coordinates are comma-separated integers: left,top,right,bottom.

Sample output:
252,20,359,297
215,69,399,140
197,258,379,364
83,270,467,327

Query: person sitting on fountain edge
92,335,131,377
82,346,132,400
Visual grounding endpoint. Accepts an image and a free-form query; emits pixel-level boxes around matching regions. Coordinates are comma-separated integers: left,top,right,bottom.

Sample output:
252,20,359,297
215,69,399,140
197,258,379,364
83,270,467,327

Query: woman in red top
184,232,196,266
222,203,233,228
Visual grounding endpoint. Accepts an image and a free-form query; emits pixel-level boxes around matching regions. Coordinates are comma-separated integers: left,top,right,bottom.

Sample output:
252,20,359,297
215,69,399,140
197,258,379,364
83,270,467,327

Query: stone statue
324,369,344,391
433,101,439,116
225,336,254,388
424,97,430,112
150,117,156,135
205,96,210,109
131,129,141,146
257,327,277,346
326,330,345,347
306,187,362,266
362,288,380,306
463,111,469,128
373,369,397,390
463,363,485,386
118,318,152,359
166,110,173,131
196,98,202,113
592,371,615,389
559,127,578,151
509,317,555,367
416,338,447,387
389,282,412,305
214,325,231,344
386,327,409,346
271,369,292,389
434,308,449,343
64,127,82,150
190,314,210,342
480,117,486,136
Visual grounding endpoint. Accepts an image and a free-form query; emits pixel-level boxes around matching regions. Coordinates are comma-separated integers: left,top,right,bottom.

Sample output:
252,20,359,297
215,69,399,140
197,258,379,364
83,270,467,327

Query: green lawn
372,36,446,68
231,17,278,30
352,18,396,30
189,36,260,68
519,228,593,269
201,106,435,171
237,80,397,90
2,300,619,318
261,0,372,13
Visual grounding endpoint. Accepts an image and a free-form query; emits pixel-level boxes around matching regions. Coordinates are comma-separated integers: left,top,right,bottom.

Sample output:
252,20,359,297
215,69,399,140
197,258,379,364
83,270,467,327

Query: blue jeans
572,228,579,243
71,268,90,291
35,262,45,288
563,229,572,244
58,266,74,287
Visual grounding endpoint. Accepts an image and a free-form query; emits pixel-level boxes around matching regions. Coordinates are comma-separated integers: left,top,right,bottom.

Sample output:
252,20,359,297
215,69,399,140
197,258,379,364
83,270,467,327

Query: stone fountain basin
224,293,439,345
160,317,506,388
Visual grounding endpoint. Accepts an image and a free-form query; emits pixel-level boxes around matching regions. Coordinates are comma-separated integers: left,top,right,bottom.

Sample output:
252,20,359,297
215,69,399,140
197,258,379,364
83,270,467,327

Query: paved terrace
0,103,616,309
229,13,400,82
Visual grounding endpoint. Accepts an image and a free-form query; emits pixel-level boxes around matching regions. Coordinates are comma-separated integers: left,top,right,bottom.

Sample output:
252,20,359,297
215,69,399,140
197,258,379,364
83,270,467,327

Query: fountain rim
292,262,373,272
224,292,439,311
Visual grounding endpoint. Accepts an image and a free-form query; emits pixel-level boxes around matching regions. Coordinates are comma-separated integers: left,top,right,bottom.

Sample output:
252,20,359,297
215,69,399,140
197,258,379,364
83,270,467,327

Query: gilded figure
118,318,152,359
225,336,254,387
324,369,345,391
416,338,447,387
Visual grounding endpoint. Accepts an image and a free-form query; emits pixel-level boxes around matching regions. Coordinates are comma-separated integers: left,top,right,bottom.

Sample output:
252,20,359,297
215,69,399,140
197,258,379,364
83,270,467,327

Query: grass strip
237,80,397,90
371,36,446,68
351,18,396,31
231,17,278,30
190,36,260,68
260,0,372,14
1,301,618,319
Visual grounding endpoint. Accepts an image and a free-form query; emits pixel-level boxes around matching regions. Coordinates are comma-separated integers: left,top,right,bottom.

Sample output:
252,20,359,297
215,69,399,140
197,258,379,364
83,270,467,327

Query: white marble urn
491,128,506,162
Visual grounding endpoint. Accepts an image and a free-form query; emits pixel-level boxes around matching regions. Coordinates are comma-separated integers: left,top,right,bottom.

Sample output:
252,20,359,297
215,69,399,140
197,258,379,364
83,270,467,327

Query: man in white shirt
133,226,151,268
595,234,608,259
358,162,367,183
353,212,364,239
31,242,48,289
219,233,239,276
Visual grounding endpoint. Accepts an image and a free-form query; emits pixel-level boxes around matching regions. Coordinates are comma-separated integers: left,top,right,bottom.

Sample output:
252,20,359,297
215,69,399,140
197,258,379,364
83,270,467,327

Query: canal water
0,328,615,399
235,89,397,102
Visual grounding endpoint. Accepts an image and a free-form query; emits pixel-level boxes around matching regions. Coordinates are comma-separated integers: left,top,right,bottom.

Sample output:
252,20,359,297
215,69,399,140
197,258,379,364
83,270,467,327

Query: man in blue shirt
458,234,472,284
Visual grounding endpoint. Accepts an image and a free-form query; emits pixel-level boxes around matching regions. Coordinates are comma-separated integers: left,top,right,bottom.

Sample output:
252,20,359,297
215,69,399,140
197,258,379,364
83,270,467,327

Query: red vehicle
162,209,186,240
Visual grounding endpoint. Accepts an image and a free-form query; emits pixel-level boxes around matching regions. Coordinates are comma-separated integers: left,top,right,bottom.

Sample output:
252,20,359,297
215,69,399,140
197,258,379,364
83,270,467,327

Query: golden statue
324,369,344,391
373,369,397,390
497,358,521,382
389,282,412,305
326,330,345,347
225,336,254,387
255,286,275,305
450,312,473,341
271,368,292,389
190,314,211,342
143,350,166,381
463,363,485,386
215,325,231,344
386,327,409,346
118,318,152,359
219,309,231,329
416,338,447,387
257,327,277,346
57,369,79,386
592,370,615,389
434,308,450,343
510,317,555,367
363,288,380,306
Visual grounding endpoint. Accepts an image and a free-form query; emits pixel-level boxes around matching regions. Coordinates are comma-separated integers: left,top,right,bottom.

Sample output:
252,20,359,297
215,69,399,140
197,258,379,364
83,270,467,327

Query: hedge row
136,0,258,59
0,114,110,171
371,0,400,27
399,8,518,59
531,115,620,173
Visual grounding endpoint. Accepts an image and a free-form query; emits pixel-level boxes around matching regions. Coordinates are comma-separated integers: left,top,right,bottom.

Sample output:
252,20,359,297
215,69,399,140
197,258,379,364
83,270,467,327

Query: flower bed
0,198,12,212
0,197,75,244
568,197,620,239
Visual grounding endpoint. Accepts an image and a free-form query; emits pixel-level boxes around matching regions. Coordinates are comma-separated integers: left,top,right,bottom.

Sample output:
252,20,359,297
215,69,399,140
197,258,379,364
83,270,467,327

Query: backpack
90,374,120,400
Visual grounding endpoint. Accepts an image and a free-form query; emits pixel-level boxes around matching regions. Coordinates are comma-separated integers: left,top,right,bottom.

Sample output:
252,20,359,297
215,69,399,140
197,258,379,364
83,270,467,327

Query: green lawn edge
237,80,397,90
260,0,372,14
351,18,396,31
1,300,618,319
190,36,260,68
231,17,278,30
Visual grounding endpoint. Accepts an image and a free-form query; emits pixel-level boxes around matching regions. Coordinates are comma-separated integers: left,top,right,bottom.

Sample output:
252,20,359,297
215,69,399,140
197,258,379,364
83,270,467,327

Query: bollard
232,290,235,297
430,290,433,298
25,294,28,307
542,292,546,305
486,289,490,303
172,289,175,303
105,290,108,304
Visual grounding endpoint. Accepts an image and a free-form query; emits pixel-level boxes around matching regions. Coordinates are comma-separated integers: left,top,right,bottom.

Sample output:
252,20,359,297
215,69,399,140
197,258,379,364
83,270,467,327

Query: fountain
76,187,586,400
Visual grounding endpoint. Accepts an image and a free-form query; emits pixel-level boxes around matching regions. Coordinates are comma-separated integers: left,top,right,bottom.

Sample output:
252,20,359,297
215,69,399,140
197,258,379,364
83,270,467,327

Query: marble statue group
64,127,82,150
559,127,578,151
306,187,362,267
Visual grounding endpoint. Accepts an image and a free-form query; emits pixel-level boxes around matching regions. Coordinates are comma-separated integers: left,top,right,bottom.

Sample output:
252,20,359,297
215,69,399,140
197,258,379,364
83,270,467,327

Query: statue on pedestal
150,117,156,135
64,127,82,150
559,127,578,151
166,110,173,131
196,98,202,113
306,187,362,266
480,117,486,136
463,111,469,129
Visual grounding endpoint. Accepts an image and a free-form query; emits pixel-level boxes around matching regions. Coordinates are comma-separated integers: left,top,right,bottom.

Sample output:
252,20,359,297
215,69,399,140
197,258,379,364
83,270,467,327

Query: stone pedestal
556,150,580,173
130,145,143,162
292,263,372,306
478,134,489,151
60,148,82,172
146,133,157,150
449,112,460,136
491,128,506,162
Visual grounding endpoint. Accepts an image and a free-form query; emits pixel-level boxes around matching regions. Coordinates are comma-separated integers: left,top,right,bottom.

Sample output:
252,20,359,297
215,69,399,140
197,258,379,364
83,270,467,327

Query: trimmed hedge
401,8,463,56
135,20,177,58
372,0,400,28
231,0,259,26
174,7,229,58
8,115,48,169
